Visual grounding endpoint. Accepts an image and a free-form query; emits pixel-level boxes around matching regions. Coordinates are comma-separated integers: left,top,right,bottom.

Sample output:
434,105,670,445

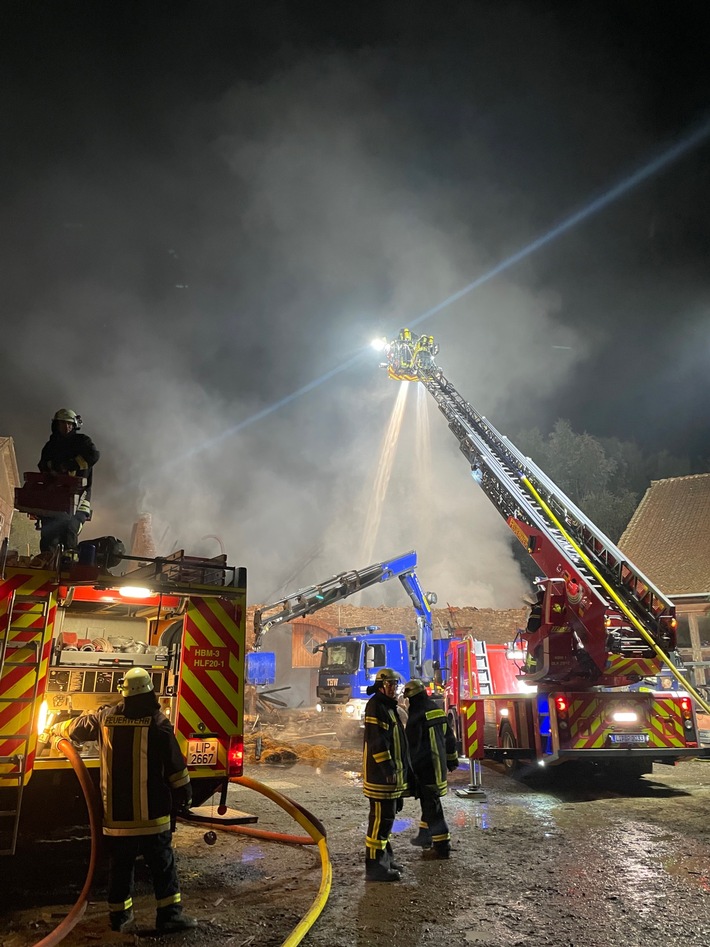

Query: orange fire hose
179,774,332,947
33,738,102,947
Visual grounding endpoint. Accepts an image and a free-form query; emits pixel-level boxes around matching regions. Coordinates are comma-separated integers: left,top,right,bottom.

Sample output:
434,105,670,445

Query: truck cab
314,628,410,729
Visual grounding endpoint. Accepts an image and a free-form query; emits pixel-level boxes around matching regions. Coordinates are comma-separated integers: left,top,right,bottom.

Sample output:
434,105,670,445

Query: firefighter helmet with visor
374,668,400,686
403,679,426,700
53,408,81,429
119,667,154,697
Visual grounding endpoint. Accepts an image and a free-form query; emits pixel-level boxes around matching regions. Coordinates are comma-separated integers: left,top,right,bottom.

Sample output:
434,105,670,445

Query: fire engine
381,329,710,779
0,483,246,855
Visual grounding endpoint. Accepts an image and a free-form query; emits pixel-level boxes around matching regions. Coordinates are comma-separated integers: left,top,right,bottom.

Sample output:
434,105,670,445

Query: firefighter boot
156,906,199,933
384,840,404,873
109,909,136,933
365,850,401,883
422,841,451,860
410,826,432,848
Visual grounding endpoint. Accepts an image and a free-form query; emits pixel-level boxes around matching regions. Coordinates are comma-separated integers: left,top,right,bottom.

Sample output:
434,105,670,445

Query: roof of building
618,473,710,596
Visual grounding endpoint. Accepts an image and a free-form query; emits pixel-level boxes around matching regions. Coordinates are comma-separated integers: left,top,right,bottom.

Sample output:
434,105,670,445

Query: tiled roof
618,473,710,595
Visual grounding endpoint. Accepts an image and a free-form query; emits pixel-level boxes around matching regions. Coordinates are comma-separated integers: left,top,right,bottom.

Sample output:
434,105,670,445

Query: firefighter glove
171,785,193,813
447,759,460,772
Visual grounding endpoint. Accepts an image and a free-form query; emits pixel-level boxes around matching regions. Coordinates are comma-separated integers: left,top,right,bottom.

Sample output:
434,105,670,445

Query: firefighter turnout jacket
38,427,100,516
405,692,458,795
362,689,411,800
55,700,190,836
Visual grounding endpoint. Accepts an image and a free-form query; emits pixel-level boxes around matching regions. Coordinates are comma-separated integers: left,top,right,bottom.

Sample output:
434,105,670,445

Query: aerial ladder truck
253,550,445,730
380,329,709,779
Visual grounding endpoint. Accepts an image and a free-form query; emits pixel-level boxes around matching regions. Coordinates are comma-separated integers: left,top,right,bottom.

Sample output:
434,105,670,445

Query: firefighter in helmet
403,678,458,858
50,667,197,934
362,667,412,882
37,408,100,556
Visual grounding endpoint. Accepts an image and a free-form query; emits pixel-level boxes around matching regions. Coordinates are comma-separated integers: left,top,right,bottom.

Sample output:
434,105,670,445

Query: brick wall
247,602,528,650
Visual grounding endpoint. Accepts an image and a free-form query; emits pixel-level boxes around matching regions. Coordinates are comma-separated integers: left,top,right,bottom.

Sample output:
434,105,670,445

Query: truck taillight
680,697,692,719
554,695,569,731
228,736,244,777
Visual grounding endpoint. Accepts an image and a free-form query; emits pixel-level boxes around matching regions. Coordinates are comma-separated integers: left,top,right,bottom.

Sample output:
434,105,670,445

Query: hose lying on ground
33,738,102,947
180,773,332,947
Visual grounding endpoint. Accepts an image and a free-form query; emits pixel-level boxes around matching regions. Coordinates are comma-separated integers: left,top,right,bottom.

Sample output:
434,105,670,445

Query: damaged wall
246,603,529,710
247,603,528,650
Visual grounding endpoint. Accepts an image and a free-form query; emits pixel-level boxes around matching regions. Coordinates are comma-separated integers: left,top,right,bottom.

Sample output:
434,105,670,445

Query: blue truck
253,550,445,729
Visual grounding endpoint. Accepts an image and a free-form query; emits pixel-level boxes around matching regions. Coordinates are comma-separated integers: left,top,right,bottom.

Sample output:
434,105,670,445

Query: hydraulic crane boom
380,329,679,691
253,550,436,672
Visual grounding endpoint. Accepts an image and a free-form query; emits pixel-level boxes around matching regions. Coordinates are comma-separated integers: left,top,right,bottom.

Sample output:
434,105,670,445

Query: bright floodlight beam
126,114,710,478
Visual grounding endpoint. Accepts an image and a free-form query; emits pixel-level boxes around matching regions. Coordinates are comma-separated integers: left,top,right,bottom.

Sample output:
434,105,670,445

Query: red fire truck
0,506,246,854
382,330,709,780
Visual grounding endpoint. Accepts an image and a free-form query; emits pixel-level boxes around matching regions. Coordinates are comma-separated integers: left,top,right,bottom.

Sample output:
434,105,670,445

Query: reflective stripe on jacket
58,701,190,836
405,694,457,796
362,689,410,800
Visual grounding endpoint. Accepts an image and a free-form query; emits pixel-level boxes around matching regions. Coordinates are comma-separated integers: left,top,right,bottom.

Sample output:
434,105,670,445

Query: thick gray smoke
3,8,707,606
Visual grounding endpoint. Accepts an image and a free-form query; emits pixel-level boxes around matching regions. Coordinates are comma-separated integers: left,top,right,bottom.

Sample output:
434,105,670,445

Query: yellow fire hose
181,774,332,947
28,748,331,947
525,477,710,716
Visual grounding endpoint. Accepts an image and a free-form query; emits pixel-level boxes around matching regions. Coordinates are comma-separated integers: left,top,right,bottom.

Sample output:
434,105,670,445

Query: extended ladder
0,571,57,854
417,366,674,635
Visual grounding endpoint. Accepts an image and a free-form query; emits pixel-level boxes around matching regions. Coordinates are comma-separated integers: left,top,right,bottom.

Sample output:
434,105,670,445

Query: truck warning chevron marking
0,532,247,855
381,329,707,778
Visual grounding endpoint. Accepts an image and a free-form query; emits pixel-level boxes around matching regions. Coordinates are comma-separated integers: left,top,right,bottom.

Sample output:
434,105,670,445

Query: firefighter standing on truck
50,667,198,934
404,678,458,859
362,667,411,883
37,408,99,555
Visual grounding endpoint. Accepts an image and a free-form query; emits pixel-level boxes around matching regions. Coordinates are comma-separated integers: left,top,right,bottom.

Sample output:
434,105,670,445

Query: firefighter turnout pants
419,787,451,849
366,798,398,858
107,831,182,918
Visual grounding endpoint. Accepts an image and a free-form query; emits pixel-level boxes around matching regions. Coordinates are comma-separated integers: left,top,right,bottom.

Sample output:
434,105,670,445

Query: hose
180,774,332,947
26,750,329,947
33,738,102,947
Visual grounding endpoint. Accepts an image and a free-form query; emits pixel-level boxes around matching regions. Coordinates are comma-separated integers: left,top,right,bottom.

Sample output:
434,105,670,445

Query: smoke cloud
3,7,708,606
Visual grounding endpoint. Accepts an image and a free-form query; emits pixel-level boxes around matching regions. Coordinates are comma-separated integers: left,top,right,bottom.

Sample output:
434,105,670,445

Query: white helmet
119,667,154,697
53,408,81,430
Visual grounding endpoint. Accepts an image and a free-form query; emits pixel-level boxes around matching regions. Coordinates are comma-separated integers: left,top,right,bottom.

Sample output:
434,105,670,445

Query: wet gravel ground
2,745,710,947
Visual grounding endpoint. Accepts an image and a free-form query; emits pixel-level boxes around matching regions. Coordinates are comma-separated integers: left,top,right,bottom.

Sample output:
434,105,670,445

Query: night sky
2,2,709,606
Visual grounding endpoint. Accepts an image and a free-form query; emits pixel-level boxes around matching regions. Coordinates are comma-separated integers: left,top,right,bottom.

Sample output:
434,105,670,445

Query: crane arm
253,550,420,650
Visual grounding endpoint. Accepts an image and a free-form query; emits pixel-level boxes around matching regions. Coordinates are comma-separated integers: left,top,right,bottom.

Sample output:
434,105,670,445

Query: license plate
187,739,218,765
609,733,648,744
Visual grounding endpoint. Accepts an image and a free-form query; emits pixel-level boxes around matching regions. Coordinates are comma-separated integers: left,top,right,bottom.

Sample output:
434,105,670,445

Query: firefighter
403,678,459,859
49,667,198,934
362,667,411,882
37,408,99,555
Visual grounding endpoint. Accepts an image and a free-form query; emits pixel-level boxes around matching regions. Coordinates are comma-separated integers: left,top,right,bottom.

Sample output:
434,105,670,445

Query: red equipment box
14,472,86,518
